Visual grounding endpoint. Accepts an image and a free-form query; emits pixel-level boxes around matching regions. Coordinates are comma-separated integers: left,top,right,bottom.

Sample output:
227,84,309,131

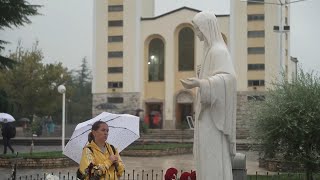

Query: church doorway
175,91,194,129
176,103,193,129
145,103,163,129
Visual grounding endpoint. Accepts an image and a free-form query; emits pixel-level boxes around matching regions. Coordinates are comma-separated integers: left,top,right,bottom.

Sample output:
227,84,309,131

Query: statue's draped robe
192,12,237,180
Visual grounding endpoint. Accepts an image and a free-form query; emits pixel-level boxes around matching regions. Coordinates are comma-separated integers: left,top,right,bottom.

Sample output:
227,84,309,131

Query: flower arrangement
164,167,196,180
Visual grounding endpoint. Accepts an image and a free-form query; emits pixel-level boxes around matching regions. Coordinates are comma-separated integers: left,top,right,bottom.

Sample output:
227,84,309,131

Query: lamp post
58,85,66,151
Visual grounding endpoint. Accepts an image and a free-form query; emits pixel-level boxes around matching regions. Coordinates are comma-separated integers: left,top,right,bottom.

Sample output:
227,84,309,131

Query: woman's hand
180,77,201,89
109,155,118,164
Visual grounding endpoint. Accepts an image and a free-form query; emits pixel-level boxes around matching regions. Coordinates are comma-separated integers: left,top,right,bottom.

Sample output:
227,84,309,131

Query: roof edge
141,6,229,21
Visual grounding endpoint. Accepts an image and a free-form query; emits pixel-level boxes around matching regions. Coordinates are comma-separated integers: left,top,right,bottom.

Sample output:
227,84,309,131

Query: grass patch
247,173,320,180
0,151,64,159
0,143,192,158
126,143,193,150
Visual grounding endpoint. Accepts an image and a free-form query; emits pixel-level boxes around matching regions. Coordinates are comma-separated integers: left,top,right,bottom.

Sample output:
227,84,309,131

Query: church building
92,0,297,131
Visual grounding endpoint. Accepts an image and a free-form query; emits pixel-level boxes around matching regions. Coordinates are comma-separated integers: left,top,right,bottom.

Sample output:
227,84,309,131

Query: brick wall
92,92,140,116
236,91,266,140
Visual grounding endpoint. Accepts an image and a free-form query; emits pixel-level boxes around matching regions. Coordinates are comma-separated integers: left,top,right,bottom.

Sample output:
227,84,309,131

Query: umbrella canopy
63,112,140,164
0,113,15,123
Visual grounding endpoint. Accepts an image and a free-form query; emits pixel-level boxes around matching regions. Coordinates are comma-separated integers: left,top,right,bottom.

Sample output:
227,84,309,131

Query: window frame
248,80,265,87
108,5,123,12
247,0,264,5
108,20,123,27
247,31,265,38
248,64,265,70
148,38,165,82
108,51,123,58
248,47,265,54
108,67,123,73
108,81,123,88
108,36,123,43
178,27,195,71
247,14,265,21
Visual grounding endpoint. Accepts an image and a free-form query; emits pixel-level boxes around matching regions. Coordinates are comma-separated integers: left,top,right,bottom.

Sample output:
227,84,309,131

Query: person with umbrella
1,119,15,154
78,121,125,180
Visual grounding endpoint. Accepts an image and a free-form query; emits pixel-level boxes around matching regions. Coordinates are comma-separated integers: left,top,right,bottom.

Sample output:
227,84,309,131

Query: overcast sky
0,0,319,72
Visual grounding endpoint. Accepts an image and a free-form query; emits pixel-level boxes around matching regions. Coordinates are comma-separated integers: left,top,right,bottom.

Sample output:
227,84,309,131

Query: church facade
92,0,297,130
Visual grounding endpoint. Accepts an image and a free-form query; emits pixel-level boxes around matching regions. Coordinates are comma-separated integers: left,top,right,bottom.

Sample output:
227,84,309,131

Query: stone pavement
0,145,269,179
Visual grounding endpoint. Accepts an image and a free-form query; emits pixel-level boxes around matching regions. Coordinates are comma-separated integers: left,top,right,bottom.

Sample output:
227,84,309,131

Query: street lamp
57,84,66,151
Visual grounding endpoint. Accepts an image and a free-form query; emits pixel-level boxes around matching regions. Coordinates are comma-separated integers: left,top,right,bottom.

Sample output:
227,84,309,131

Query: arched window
179,27,194,71
148,38,164,81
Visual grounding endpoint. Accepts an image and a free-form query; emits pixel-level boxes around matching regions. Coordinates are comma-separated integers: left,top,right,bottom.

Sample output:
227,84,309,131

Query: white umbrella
63,112,140,164
0,113,15,122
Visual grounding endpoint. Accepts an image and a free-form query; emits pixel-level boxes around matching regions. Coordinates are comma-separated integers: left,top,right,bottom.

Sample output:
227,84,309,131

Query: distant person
1,119,15,154
153,112,161,128
150,114,155,129
135,109,146,133
46,116,55,135
144,114,150,127
49,121,55,134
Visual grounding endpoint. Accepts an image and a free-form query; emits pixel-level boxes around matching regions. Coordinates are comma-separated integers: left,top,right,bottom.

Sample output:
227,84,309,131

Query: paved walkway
0,145,269,179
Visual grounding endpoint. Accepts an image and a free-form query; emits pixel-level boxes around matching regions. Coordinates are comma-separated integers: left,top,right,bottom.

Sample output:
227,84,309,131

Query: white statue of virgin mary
181,11,237,180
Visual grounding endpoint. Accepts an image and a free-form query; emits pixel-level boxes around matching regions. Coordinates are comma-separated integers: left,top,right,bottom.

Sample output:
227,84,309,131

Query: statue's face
193,24,204,41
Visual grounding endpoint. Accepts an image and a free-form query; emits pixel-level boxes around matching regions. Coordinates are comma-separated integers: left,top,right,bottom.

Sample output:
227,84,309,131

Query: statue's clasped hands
180,77,201,89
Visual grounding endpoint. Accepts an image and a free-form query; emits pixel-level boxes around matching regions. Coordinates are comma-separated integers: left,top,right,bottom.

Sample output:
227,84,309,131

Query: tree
251,70,320,180
2,42,71,120
67,57,92,123
77,57,91,89
0,0,41,69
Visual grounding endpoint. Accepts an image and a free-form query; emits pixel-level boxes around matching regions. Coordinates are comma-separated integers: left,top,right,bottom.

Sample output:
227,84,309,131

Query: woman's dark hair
88,121,107,142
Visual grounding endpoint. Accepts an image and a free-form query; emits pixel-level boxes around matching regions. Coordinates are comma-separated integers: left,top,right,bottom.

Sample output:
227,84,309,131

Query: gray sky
0,0,319,71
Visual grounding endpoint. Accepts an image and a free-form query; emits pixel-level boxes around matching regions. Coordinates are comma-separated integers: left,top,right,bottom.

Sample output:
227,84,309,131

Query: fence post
232,153,247,180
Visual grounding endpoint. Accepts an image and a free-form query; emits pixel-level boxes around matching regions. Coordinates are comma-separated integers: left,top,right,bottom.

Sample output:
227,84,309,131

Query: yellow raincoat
79,141,125,180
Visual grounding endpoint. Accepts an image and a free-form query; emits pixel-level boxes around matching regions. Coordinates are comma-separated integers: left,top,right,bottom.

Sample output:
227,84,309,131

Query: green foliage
247,174,320,180
0,42,71,120
115,143,192,150
140,121,149,134
0,143,193,158
0,55,16,69
0,0,41,30
30,115,42,136
67,57,92,123
0,42,93,125
251,70,320,179
0,0,41,69
0,151,63,159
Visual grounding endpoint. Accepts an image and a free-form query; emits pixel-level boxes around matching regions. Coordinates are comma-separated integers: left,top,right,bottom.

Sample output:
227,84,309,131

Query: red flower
190,170,196,180
179,172,191,180
165,167,178,180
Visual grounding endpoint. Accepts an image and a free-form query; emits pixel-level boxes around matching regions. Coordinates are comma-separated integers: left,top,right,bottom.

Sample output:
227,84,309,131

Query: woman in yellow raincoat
79,121,125,180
